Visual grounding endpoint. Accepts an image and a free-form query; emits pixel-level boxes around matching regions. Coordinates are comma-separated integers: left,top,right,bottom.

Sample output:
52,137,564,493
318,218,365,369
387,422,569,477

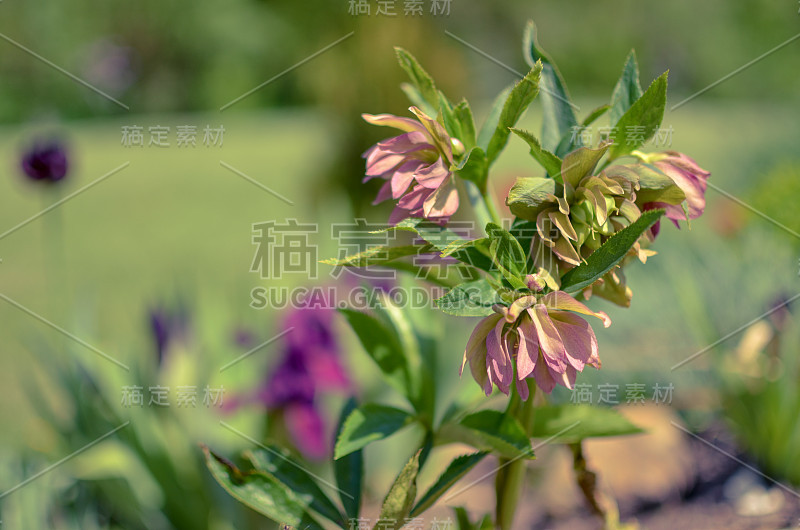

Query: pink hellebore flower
362,107,463,224
648,151,710,228
461,291,611,397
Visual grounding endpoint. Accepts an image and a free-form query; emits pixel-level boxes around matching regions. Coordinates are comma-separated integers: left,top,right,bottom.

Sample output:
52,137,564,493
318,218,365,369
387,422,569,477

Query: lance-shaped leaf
510,128,563,180
477,87,510,152
560,208,665,294
411,452,487,516
334,404,416,459
246,446,345,526
485,62,543,165
486,223,528,290
320,244,431,268
609,50,644,125
334,399,363,521
454,99,477,150
438,91,463,141
376,450,422,530
202,446,324,529
523,20,578,153
506,176,557,221
456,410,533,459
435,278,503,317
561,141,611,189
551,104,611,158
606,163,685,205
338,309,410,397
529,404,645,443
395,47,439,112
609,71,668,160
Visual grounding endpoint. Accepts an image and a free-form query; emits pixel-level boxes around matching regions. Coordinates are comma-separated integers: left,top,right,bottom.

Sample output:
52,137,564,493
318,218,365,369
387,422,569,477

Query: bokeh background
1,1,799,528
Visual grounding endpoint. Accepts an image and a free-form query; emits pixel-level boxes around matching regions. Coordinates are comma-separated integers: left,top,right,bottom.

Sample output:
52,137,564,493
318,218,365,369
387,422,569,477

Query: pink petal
548,311,597,371
365,150,407,176
284,403,327,460
422,178,459,219
516,376,530,401
462,314,502,396
414,158,451,189
377,131,433,153
528,304,568,372
391,160,424,199
362,113,426,134
515,319,538,379
372,179,393,205
397,185,431,211
532,351,557,393
408,106,453,163
541,291,611,328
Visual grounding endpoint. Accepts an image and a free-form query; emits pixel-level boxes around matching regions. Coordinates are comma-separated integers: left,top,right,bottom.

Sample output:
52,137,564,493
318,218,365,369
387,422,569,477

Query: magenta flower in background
362,107,463,224
21,141,69,184
462,291,610,397
646,151,710,229
233,304,350,460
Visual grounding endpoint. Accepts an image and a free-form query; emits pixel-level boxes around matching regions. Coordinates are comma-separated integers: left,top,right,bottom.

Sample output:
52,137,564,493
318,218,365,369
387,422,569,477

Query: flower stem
464,181,501,233
495,380,536,530
570,441,632,530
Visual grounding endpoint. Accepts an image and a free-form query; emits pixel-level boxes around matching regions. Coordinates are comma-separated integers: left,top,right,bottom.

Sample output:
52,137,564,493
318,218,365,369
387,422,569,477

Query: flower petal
548,311,600,371
516,319,538,379
362,113,427,134
422,178,459,219
541,291,612,328
414,158,450,189
528,304,568,373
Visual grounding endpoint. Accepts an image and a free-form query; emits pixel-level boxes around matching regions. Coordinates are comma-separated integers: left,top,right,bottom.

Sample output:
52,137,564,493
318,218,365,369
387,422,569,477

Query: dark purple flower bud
148,301,190,365
21,141,69,183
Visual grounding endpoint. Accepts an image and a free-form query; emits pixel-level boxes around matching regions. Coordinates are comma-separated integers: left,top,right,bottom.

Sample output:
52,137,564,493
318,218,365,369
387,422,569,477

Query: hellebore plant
205,21,709,530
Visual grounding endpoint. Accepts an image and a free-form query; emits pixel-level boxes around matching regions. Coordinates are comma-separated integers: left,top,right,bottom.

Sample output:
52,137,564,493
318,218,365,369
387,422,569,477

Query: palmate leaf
202,446,324,529
376,450,422,530
560,208,665,294
529,404,645,443
334,404,416,459
411,452,487,516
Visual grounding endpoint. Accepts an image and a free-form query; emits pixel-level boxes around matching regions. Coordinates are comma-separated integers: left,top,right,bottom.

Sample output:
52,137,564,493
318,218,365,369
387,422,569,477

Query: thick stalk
495,380,536,530
464,180,501,232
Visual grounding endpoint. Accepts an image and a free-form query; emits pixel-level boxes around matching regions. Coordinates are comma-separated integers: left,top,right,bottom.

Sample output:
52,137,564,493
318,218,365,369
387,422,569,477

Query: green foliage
560,208,665,294
529,405,645,443
608,71,668,160
456,410,533,459
395,47,439,114
435,278,503,317
334,399,363,521
485,63,543,165
376,450,422,530
505,176,557,220
202,446,324,529
486,223,529,290
334,404,417,459
609,51,644,125
509,128,563,180
411,452,487,516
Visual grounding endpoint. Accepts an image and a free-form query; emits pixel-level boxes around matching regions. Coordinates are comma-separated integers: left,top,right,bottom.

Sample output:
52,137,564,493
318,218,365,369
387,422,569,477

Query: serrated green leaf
609,50,644,125
530,404,645,443
376,450,422,529
457,410,533,459
411,452,487,516
334,404,416,459
202,446,323,529
395,47,439,111
523,20,578,153
510,128,563,179
400,83,436,117
454,99,477,150
560,208,665,294
506,176,557,221
338,309,410,396
435,278,503,317
486,223,528,289
245,447,345,526
609,71,668,160
582,104,610,127
438,91,463,141
486,62,543,165
477,86,511,152
334,399,363,521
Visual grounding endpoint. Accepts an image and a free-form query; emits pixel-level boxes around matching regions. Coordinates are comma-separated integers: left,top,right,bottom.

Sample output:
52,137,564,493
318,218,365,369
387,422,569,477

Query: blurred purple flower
148,302,190,365
644,151,710,233
21,141,69,183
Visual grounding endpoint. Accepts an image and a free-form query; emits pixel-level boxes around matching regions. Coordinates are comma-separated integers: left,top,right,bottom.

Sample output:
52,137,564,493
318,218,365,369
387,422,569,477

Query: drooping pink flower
362,107,462,224
647,151,710,228
461,291,610,397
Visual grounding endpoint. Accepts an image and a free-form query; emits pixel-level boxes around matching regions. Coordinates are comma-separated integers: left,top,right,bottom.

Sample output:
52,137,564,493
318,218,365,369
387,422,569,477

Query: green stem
495,380,536,530
465,181,501,233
